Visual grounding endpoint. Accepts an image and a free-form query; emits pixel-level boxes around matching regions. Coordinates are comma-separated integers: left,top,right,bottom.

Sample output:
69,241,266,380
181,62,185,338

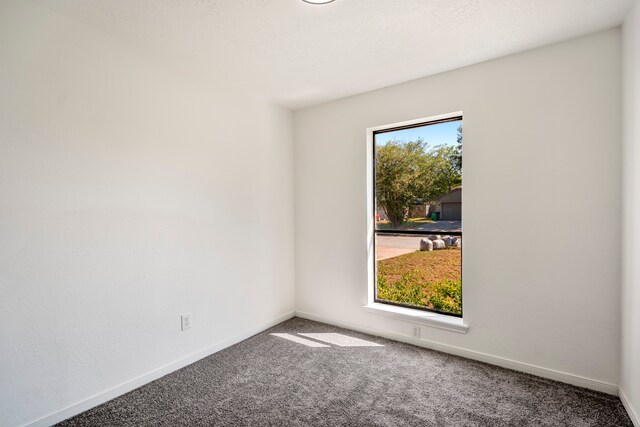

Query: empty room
2,0,640,425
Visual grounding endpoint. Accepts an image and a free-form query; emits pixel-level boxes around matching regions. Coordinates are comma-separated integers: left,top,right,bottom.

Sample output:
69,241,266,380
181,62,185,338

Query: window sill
363,302,468,334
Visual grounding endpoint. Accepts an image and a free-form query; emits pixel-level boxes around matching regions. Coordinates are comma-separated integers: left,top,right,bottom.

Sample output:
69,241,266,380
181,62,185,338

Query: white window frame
364,111,468,334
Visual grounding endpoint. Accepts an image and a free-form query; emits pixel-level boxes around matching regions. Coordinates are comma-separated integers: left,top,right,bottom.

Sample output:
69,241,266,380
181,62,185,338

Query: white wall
294,29,622,390
0,1,294,426
621,1,640,424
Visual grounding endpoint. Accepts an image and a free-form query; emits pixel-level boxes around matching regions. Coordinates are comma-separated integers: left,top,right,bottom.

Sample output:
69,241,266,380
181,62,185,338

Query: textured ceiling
33,0,634,109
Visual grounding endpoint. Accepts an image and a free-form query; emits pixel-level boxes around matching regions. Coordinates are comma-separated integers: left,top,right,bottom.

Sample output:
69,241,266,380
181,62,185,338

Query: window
372,114,463,317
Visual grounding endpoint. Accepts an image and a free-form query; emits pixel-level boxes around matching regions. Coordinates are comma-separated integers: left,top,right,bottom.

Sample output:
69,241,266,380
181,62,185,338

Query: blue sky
375,120,462,148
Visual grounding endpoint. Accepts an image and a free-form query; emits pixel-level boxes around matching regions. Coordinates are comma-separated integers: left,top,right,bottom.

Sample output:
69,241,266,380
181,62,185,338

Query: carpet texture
58,317,632,426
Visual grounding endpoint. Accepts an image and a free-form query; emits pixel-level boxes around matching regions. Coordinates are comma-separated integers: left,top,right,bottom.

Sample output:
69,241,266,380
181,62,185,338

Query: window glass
374,118,462,316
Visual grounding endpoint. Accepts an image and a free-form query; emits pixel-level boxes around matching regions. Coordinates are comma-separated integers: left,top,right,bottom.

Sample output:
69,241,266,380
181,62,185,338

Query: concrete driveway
376,235,422,260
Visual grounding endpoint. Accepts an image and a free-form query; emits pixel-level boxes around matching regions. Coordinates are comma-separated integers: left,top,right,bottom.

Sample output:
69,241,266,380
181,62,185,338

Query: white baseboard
22,309,629,426
620,389,640,427
295,310,619,396
23,311,295,427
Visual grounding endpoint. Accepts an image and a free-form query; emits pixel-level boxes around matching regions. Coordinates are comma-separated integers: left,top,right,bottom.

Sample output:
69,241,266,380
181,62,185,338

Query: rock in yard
427,235,441,241
432,239,446,250
419,238,433,251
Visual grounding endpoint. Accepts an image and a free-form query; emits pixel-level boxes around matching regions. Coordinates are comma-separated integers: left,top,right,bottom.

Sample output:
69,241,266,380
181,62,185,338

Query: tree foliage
376,130,462,228
453,124,463,171
375,139,429,227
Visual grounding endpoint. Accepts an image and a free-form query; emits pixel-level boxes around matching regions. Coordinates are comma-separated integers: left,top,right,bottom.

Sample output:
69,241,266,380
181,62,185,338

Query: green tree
453,124,462,171
425,144,462,203
376,139,432,227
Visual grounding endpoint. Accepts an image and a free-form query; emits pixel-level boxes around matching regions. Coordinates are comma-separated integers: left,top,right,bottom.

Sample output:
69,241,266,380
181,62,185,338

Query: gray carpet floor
57,317,632,426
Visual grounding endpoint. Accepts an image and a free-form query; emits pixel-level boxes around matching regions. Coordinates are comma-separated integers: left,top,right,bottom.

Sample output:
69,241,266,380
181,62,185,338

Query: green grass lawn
376,217,434,230
376,249,462,315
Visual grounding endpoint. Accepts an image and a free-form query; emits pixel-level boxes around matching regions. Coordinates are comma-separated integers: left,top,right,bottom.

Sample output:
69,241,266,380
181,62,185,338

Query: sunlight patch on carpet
298,333,384,347
270,333,330,347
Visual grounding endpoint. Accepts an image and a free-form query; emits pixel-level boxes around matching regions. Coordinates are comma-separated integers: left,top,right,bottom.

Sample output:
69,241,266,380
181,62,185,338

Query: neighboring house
377,203,431,221
439,186,462,220
408,202,428,219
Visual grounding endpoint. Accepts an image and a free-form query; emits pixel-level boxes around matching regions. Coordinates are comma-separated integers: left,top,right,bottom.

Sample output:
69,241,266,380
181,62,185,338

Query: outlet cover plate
181,313,192,331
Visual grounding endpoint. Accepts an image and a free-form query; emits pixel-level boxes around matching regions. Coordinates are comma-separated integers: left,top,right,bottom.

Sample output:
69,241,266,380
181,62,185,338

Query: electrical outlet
181,313,192,331
412,325,421,339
